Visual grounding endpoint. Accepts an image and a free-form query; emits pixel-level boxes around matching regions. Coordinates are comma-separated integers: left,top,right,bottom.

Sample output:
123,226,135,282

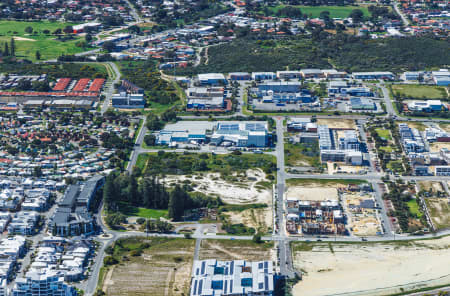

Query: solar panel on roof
265,276,269,290
230,280,233,293
224,280,228,294
264,261,268,268
201,261,205,274
259,283,264,289
198,280,203,295
193,280,198,295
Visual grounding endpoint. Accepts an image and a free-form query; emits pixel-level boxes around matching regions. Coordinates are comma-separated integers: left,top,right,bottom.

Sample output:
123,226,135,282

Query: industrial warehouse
156,121,270,148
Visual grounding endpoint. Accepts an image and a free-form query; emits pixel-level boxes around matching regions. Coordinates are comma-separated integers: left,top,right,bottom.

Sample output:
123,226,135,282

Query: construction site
342,192,383,236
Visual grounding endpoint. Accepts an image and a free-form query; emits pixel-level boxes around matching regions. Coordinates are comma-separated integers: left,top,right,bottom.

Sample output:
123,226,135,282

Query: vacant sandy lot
286,187,338,201
199,239,274,262
224,207,272,233
430,142,450,153
104,239,194,296
317,118,356,129
426,198,450,230
292,237,450,296
165,169,272,204
418,181,444,193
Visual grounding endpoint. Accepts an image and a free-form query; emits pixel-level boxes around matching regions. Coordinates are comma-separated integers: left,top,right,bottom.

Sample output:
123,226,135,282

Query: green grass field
118,202,168,219
270,5,371,18
407,199,423,218
379,146,393,153
392,84,448,100
0,21,94,61
375,128,392,140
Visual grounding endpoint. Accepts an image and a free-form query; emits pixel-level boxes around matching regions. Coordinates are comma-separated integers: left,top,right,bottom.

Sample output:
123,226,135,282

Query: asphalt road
126,116,147,172
101,62,121,115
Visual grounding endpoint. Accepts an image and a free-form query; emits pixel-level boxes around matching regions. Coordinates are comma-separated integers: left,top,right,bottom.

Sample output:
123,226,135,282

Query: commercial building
156,121,269,148
197,73,227,86
210,122,269,147
49,175,104,237
251,72,276,81
286,118,317,132
407,100,447,112
343,87,374,97
435,166,450,176
328,81,348,94
318,125,333,150
322,70,347,79
260,90,314,104
399,123,426,153
403,71,423,81
352,72,395,80
257,82,302,93
300,69,324,79
111,92,146,109
338,130,360,151
320,150,363,165
228,72,251,81
432,70,450,86
276,71,301,80
190,259,274,296
186,87,228,111
350,98,376,111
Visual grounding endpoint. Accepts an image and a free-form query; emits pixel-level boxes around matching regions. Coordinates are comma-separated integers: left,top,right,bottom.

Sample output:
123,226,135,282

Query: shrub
103,256,118,266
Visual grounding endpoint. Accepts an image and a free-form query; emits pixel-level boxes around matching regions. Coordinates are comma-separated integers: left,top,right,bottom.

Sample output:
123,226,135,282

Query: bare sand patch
430,142,450,153
199,239,273,261
13,36,36,41
224,207,272,232
165,169,272,204
293,237,450,296
418,181,444,193
317,118,356,129
426,198,450,230
286,187,338,201
105,239,194,296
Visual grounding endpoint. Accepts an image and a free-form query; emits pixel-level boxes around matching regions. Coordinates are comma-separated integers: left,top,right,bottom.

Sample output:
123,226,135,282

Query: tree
168,185,189,221
35,50,41,60
105,213,126,229
63,25,74,34
252,232,263,243
144,134,156,146
53,28,62,35
349,9,364,24
103,256,118,266
10,38,15,56
85,34,93,43
24,26,33,34
33,166,42,177
103,174,118,210
3,42,9,56
102,41,116,52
